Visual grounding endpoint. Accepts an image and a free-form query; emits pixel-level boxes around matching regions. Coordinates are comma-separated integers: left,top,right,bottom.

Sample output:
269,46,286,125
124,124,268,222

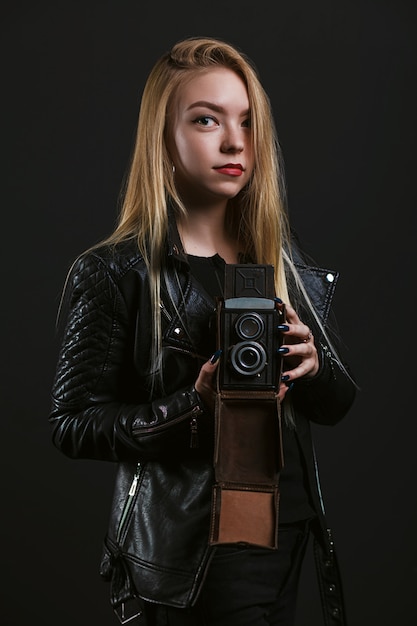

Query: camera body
217,264,285,392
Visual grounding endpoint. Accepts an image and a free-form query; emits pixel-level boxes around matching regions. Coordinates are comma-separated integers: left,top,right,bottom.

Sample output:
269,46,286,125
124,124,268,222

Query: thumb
209,349,222,365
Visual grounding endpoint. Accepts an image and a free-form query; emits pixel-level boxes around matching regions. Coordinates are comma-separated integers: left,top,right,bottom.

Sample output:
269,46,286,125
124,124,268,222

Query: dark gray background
2,1,416,624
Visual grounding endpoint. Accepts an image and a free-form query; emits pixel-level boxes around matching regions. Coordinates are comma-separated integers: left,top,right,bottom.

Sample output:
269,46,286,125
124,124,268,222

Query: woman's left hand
276,302,319,401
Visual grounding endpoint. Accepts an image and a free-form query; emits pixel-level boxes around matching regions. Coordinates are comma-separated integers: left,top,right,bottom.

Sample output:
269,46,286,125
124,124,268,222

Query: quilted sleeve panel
52,252,123,405
49,251,205,462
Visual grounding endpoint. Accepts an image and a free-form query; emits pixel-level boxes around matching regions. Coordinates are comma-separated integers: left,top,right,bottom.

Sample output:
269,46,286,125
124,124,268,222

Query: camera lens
230,341,267,376
235,312,264,340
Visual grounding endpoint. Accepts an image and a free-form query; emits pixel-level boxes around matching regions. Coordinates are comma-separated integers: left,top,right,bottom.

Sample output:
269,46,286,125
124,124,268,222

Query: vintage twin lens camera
217,264,285,391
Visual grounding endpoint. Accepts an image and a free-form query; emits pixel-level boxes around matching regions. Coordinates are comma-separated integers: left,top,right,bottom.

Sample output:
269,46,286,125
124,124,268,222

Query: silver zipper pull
190,407,202,448
159,300,172,322
128,466,141,496
190,417,198,448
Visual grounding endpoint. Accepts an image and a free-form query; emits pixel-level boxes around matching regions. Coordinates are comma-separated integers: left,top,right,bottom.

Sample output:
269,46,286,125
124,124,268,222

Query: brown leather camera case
209,390,283,549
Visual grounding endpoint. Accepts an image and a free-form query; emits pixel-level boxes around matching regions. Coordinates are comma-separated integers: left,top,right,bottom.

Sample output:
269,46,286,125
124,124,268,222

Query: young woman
50,36,357,626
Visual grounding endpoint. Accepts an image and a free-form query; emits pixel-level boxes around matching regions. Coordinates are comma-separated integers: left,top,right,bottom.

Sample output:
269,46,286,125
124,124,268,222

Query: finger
281,352,319,380
279,308,313,344
281,303,301,324
302,328,313,343
278,342,316,359
277,381,292,402
195,350,222,396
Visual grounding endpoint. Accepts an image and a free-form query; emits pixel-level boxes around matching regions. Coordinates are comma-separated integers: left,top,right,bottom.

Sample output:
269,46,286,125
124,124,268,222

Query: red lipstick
214,163,244,177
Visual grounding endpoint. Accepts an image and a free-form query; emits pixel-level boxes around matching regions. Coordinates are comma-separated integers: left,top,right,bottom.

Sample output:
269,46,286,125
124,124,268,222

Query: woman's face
167,67,254,209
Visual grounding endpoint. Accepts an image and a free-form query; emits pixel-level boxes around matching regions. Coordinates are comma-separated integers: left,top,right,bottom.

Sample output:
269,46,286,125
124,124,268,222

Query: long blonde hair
95,36,356,407
104,36,292,373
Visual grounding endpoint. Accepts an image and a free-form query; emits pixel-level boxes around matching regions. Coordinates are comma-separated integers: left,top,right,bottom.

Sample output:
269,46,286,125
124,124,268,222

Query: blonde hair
93,36,355,414
103,37,291,371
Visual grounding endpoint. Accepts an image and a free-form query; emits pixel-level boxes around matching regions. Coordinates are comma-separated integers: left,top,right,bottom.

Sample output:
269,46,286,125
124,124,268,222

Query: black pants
143,521,310,626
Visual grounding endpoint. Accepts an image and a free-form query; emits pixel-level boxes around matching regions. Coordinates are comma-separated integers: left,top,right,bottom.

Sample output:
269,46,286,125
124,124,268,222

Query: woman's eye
194,116,217,127
242,117,251,128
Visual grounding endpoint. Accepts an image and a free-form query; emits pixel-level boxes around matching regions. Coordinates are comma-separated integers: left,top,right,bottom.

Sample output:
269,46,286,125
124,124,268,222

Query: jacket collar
164,202,337,324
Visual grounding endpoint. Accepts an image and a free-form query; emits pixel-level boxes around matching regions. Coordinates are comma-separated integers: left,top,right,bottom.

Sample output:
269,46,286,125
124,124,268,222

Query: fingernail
277,347,290,354
274,297,283,303
210,349,222,364
281,374,290,382
277,325,289,332
286,382,295,392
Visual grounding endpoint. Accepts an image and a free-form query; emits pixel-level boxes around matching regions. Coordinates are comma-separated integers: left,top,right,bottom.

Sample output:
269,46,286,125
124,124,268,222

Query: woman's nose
220,128,245,153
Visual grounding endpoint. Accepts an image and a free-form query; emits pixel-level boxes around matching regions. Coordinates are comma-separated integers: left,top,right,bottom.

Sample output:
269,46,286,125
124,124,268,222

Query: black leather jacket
50,223,356,622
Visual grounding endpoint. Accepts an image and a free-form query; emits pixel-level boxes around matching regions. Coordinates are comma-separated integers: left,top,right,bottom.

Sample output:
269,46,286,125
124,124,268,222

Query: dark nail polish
281,374,290,382
210,349,222,364
277,347,290,354
286,382,295,392
277,325,289,332
274,297,283,303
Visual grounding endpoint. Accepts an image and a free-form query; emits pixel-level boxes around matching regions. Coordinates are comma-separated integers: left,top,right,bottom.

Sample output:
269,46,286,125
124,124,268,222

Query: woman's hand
196,301,320,408
276,302,319,385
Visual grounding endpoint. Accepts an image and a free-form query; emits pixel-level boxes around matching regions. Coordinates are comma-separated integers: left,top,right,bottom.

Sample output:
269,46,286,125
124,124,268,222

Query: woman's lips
214,164,244,177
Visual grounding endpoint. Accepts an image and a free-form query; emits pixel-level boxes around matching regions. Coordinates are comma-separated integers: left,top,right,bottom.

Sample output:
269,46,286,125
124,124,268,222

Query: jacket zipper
116,462,142,544
190,408,200,448
116,406,202,542
159,300,172,323
320,342,337,378
135,405,203,447
189,405,203,448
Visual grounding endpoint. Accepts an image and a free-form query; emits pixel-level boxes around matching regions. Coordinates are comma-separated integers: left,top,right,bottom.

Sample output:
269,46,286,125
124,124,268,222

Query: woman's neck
177,204,239,263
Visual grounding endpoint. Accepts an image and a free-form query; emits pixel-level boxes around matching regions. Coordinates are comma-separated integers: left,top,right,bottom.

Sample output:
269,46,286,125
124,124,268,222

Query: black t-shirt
187,253,315,523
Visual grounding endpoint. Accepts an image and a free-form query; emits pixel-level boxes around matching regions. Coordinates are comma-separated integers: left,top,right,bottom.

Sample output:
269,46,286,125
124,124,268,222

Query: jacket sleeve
49,252,205,462
291,340,357,425
287,236,358,425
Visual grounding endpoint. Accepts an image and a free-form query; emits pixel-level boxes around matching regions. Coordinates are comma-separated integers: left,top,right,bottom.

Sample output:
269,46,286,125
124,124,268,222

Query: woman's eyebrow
187,100,224,113
187,100,250,116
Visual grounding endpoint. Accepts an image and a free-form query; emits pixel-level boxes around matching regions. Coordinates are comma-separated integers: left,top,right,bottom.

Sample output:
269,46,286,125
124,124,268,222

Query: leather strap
313,528,348,625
